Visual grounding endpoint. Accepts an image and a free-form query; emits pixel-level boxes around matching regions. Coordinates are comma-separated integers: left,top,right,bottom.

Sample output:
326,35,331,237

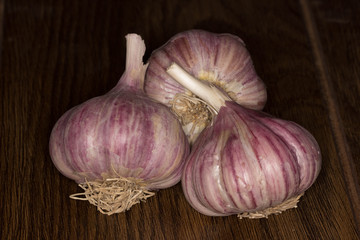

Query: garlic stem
167,63,231,112
113,34,148,92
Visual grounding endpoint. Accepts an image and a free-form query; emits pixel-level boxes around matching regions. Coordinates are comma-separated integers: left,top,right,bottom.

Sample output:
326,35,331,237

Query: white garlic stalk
145,30,267,144
167,63,321,218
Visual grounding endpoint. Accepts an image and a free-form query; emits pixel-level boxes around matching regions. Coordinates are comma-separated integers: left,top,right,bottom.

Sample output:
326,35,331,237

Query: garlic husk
49,35,190,215
182,102,321,217
145,30,267,143
167,64,321,217
50,92,188,188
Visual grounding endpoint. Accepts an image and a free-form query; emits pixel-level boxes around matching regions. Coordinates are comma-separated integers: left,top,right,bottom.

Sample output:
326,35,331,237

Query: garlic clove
255,115,322,193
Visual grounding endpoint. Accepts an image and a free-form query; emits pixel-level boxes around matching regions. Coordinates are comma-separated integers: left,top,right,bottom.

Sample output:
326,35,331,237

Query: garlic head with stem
167,63,321,218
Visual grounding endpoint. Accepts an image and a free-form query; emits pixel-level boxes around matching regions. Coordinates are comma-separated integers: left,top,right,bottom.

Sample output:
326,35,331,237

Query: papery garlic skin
182,102,321,216
145,30,267,109
50,92,188,189
145,30,267,143
49,34,189,193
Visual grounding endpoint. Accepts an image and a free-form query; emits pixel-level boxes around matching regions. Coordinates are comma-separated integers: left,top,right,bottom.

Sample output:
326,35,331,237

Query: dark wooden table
1,0,359,239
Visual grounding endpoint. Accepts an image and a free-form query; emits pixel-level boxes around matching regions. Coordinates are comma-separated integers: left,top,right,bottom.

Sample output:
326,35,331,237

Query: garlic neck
166,63,231,113
112,34,148,93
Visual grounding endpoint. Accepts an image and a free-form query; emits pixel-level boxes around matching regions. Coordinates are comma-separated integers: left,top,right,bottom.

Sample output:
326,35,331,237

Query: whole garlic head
145,30,267,144
166,63,321,218
182,102,321,218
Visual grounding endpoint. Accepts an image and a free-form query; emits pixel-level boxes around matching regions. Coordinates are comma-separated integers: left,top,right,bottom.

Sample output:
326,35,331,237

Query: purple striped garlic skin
49,34,190,191
182,101,321,216
145,29,267,111
49,92,189,189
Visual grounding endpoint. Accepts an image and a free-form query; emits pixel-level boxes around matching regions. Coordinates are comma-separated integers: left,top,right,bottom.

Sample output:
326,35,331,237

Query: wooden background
1,0,359,239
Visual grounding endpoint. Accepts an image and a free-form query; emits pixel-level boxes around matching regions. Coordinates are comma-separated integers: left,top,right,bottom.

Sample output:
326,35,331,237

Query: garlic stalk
167,63,321,218
166,63,231,113
145,30,267,144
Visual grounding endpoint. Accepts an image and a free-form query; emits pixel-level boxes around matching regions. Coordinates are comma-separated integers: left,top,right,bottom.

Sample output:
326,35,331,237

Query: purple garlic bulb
49,34,189,215
167,63,321,218
182,102,321,217
145,30,267,144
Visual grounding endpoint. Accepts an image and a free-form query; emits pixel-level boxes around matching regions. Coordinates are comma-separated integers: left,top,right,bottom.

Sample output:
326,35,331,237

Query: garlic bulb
145,30,267,143
167,63,321,218
49,35,189,215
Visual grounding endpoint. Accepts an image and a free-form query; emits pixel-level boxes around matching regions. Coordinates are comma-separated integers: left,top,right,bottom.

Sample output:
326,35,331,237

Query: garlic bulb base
170,93,216,144
237,193,304,219
69,177,155,215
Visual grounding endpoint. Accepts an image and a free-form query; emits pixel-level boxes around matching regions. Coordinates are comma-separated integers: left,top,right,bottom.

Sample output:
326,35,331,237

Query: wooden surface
1,0,359,239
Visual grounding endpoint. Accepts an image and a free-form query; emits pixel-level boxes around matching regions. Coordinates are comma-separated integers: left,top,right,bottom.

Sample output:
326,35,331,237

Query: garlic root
169,93,216,143
238,193,304,219
70,177,155,215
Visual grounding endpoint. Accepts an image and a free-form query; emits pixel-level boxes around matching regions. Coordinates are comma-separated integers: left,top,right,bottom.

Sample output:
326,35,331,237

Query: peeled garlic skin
145,29,267,111
49,90,189,189
181,101,321,216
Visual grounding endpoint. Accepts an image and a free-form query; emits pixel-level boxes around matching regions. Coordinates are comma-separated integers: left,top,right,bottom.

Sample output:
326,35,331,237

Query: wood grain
300,0,360,229
1,0,359,239
0,0,4,62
